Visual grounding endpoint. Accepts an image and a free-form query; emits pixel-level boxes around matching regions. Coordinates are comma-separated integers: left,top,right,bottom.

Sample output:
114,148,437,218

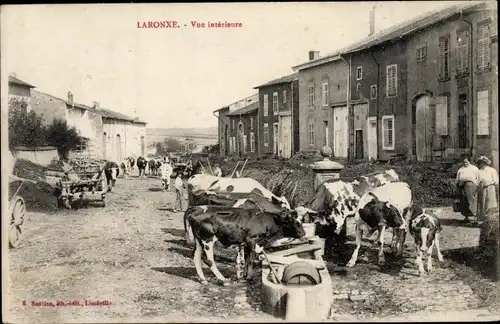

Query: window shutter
439,39,445,77
383,119,389,147
435,96,448,135
477,90,489,135
387,119,393,146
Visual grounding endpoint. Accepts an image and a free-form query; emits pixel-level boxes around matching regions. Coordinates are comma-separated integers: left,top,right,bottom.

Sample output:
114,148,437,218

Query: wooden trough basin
260,234,333,321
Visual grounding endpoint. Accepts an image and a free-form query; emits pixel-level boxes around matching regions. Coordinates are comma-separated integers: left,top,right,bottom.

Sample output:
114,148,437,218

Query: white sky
2,2,461,129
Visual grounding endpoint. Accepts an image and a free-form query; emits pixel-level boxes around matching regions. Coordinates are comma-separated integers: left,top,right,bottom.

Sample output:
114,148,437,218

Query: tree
45,119,80,159
8,97,47,149
164,137,184,152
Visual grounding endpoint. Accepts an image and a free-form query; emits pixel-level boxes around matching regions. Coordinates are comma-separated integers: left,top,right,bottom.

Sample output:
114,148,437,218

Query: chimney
369,5,376,36
92,101,100,109
67,91,73,105
308,51,320,61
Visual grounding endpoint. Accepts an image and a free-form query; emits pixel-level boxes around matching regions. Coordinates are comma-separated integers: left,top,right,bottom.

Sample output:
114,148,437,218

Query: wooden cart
55,162,107,209
8,175,30,249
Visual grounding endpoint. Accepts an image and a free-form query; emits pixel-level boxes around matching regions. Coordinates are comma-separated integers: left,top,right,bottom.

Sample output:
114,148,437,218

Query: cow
185,190,318,277
148,159,158,176
302,169,400,254
185,206,306,285
187,174,291,210
100,161,120,192
403,206,444,275
136,156,147,178
120,159,132,178
127,156,135,170
345,182,413,267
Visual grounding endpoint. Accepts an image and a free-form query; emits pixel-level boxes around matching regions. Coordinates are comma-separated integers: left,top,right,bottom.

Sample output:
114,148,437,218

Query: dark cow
101,161,120,192
127,156,135,170
403,206,444,275
186,206,306,284
346,182,412,267
136,156,147,178
148,159,157,176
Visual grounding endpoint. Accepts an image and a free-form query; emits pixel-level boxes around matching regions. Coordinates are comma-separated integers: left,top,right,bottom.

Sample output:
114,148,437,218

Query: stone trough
260,232,333,321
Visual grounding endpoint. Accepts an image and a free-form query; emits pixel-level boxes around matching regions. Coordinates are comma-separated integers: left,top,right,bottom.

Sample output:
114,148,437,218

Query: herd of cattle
183,169,444,285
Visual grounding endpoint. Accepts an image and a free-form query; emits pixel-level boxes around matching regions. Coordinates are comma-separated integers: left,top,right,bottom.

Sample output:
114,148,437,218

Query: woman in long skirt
477,156,499,222
455,155,480,221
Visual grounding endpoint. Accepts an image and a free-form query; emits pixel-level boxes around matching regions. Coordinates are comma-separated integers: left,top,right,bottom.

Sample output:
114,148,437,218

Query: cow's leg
202,237,228,285
434,233,444,262
346,225,363,267
426,239,435,273
244,244,256,281
236,245,245,280
194,239,208,284
377,225,386,265
414,243,425,275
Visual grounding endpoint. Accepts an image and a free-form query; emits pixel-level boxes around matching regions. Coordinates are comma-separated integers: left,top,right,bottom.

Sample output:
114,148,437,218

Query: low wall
12,146,59,166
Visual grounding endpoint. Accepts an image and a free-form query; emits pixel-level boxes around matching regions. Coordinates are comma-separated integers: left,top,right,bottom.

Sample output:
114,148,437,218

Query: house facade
406,2,498,167
226,102,259,156
292,53,349,158
30,88,147,161
254,73,299,158
214,106,230,156
8,75,35,112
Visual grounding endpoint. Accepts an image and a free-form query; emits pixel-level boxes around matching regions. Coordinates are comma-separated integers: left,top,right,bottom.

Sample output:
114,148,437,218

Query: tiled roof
253,72,299,89
227,101,259,116
293,1,487,70
9,76,36,88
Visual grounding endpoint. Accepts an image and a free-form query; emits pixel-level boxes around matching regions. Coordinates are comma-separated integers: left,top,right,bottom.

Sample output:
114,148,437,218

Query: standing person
477,156,499,222
173,173,184,212
213,164,222,177
455,155,480,222
160,161,173,191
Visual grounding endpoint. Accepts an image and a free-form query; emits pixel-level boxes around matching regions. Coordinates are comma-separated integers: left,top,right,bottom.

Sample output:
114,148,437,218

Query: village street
5,175,499,323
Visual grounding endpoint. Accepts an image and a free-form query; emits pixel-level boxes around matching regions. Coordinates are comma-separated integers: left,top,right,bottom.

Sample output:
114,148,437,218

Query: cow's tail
184,212,195,246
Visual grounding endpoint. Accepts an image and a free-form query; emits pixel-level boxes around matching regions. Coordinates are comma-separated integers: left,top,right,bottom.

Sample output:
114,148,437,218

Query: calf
186,206,306,284
404,206,444,275
346,182,412,267
120,159,131,178
136,156,147,178
149,159,157,176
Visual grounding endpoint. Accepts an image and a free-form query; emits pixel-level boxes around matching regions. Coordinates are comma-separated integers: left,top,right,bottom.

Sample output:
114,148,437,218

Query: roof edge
292,54,343,71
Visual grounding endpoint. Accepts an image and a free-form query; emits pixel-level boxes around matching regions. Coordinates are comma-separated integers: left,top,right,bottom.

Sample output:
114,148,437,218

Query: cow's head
293,206,319,223
275,209,306,239
271,195,291,210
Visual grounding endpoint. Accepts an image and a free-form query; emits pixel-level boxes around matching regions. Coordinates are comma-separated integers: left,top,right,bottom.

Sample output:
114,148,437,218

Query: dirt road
5,176,499,322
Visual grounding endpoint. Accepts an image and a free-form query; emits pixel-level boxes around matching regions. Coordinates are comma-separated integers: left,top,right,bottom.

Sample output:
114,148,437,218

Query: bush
45,119,80,159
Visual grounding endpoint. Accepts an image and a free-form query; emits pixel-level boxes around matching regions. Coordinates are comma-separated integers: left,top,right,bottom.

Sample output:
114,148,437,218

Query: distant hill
147,127,217,137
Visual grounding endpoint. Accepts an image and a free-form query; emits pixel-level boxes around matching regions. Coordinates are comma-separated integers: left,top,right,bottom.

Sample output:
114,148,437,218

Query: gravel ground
5,175,499,323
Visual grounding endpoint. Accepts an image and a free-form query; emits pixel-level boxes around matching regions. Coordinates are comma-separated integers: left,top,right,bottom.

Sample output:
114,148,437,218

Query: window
416,44,427,62
250,117,254,130
250,132,255,152
263,123,269,146
439,36,450,80
308,122,315,146
456,31,469,75
356,67,363,80
477,90,490,135
283,90,287,104
322,82,329,106
75,137,88,152
477,22,491,71
307,84,315,107
323,121,329,146
386,64,398,97
435,95,449,136
272,92,278,115
370,85,377,99
263,94,269,116
382,115,395,150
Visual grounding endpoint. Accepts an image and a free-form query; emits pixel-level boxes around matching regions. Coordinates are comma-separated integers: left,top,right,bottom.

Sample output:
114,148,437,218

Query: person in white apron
160,161,173,191
477,156,499,222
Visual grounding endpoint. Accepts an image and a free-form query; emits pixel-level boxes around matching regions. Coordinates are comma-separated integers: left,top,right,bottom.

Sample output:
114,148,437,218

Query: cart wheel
102,196,106,207
9,196,26,249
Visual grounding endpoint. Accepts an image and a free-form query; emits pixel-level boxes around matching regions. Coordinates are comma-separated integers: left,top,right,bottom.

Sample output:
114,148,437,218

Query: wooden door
415,95,432,161
333,106,348,158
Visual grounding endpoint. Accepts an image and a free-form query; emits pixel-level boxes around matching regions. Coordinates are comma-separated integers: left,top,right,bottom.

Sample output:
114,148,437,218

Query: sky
2,1,463,129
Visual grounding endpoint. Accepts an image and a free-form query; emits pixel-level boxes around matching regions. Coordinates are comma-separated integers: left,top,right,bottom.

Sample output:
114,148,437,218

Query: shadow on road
443,246,498,280
164,238,189,247
149,187,163,192
151,266,199,280
439,218,481,228
167,246,235,265
161,228,185,237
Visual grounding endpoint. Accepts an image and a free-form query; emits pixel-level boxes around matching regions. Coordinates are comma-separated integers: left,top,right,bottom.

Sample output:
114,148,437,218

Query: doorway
273,123,279,155
355,130,364,160
324,121,329,147
367,117,378,161
103,132,107,159
116,134,122,162
141,136,145,157
458,93,468,149
333,106,348,158
415,95,432,161
224,124,229,155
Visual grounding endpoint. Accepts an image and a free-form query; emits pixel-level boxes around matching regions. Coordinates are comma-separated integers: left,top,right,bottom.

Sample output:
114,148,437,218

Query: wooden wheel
9,196,26,249
101,195,106,207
